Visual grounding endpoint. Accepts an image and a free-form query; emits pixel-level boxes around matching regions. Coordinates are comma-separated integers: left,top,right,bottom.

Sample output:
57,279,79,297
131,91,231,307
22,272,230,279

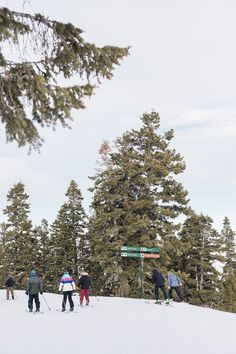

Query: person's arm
25,279,30,294
58,279,63,292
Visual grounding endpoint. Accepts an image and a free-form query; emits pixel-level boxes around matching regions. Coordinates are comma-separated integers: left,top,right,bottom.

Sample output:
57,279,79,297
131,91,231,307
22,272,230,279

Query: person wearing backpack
78,268,91,306
25,270,43,312
167,271,183,302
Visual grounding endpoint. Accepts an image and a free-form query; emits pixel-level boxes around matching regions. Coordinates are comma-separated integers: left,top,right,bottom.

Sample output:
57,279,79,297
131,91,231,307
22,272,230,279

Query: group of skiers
4,268,183,311
151,269,183,304
5,268,91,313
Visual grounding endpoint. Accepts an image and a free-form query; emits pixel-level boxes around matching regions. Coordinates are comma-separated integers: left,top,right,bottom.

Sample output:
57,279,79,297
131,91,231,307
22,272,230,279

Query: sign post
121,246,160,298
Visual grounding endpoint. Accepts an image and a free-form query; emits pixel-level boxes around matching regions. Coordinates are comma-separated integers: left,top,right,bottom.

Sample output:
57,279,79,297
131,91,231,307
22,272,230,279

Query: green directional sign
121,246,142,252
121,252,141,258
121,245,161,299
121,246,160,253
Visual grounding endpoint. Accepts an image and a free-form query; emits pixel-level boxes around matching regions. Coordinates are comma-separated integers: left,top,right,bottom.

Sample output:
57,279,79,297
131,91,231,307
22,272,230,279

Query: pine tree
49,180,87,291
0,6,129,150
179,212,224,307
218,273,236,313
89,111,189,297
1,182,38,287
221,216,236,276
33,219,51,290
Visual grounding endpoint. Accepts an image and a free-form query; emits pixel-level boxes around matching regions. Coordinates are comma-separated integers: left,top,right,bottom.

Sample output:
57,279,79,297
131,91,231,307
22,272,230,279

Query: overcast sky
0,0,235,231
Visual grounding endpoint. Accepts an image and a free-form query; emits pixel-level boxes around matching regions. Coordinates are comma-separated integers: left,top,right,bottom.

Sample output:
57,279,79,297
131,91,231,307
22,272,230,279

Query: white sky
1,290,236,354
0,0,235,231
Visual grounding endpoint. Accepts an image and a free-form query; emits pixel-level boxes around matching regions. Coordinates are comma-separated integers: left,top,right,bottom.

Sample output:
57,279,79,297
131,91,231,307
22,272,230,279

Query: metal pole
139,257,143,298
41,294,51,310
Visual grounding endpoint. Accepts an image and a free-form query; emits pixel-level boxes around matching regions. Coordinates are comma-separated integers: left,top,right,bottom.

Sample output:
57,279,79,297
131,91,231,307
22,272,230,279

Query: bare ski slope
1,290,236,354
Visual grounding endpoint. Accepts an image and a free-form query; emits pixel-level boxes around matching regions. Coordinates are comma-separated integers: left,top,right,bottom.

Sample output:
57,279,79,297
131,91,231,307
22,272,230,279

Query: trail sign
121,245,160,298
121,246,160,253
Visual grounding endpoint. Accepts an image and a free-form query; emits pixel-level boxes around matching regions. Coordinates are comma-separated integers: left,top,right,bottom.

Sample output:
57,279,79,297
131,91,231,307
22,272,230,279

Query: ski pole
41,293,51,310
90,289,99,301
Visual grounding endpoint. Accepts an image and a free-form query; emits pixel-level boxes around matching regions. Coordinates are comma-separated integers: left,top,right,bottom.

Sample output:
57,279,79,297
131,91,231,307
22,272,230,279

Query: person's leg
35,294,40,311
85,289,89,305
175,286,183,301
168,287,173,300
68,291,74,310
6,288,9,300
10,288,14,299
62,292,67,311
154,285,160,303
28,294,33,311
80,289,85,305
160,286,168,300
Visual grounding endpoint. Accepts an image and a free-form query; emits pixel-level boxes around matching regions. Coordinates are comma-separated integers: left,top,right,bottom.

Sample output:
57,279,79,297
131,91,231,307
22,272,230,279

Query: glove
25,291,29,295
40,291,43,295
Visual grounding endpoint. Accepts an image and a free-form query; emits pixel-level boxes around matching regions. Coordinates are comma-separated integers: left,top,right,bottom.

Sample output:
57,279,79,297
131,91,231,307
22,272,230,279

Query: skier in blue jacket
167,271,183,302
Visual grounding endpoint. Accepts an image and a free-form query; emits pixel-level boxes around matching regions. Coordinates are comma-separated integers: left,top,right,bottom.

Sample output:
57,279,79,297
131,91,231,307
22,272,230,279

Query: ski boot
155,300,162,305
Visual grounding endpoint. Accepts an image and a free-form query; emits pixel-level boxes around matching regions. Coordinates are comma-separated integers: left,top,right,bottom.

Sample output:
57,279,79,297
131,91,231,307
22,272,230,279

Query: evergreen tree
1,182,38,287
89,111,189,297
218,273,236,313
0,6,129,150
49,180,87,291
221,216,236,276
33,218,51,290
179,212,224,307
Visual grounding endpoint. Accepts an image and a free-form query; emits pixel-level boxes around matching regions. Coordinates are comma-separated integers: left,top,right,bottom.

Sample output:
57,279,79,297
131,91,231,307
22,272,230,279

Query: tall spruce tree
33,218,51,290
89,111,189,297
49,180,87,291
221,216,236,276
1,182,38,287
0,6,129,150
179,212,224,307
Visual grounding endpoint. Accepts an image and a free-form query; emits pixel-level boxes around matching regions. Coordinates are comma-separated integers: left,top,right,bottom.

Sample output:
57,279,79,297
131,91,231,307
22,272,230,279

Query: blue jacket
167,273,181,287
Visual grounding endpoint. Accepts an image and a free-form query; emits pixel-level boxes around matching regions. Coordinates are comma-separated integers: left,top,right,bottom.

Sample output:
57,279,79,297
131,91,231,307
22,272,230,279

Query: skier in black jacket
5,275,15,300
78,269,91,306
151,269,169,304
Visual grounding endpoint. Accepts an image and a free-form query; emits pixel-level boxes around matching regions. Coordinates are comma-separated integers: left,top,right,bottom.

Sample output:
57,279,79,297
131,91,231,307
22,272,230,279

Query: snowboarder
59,271,76,312
78,268,91,306
167,271,183,302
151,269,169,304
5,275,15,300
25,270,43,312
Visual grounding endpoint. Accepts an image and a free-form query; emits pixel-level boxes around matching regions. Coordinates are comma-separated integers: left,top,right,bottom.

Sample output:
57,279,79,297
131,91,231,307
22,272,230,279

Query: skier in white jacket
59,271,76,312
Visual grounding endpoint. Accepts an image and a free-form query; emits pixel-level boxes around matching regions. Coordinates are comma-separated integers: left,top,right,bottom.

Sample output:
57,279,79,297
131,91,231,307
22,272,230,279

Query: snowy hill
1,290,236,354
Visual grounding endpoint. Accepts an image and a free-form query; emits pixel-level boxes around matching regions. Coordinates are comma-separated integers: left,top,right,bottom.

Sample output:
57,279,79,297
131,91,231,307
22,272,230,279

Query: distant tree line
0,112,235,313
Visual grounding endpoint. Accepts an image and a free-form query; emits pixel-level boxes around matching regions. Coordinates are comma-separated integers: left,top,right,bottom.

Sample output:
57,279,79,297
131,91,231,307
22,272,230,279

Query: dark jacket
151,269,165,286
5,277,15,288
78,273,91,290
26,275,43,295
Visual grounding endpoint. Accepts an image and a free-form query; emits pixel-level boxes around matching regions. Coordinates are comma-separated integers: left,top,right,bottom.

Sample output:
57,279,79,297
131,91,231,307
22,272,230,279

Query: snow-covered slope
1,290,236,354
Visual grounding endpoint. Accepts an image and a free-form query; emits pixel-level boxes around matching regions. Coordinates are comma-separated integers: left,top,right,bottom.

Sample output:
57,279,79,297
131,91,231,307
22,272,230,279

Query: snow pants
28,294,40,310
62,291,74,310
154,284,168,301
80,289,89,305
6,287,14,299
168,286,183,301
